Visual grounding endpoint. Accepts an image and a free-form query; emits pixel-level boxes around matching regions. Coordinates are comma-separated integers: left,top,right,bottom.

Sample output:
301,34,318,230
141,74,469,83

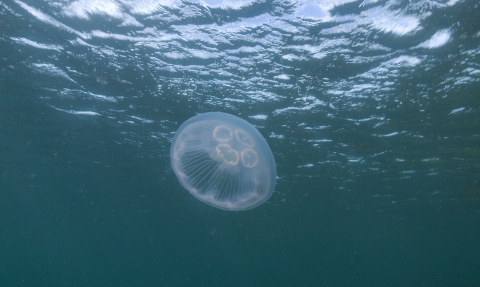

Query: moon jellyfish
170,112,276,211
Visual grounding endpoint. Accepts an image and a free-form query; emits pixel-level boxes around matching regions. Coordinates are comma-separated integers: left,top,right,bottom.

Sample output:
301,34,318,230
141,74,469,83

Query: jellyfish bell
170,112,276,211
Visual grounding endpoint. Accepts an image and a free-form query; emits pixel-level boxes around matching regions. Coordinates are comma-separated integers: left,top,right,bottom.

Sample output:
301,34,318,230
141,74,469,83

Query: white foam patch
359,0,380,7
269,132,285,139
14,0,88,39
200,0,256,9
308,139,332,142
287,38,351,60
274,74,291,81
249,114,268,120
59,0,148,26
91,29,177,42
282,54,306,61
298,163,314,168
130,116,154,123
32,63,76,83
122,0,175,15
449,107,465,114
246,91,281,102
348,157,363,163
421,157,440,162
377,132,400,137
52,106,100,115
362,6,420,35
62,0,122,19
295,3,329,20
295,0,359,21
413,29,451,49
188,49,223,59
273,95,327,115
87,92,117,102
349,55,422,81
11,37,63,51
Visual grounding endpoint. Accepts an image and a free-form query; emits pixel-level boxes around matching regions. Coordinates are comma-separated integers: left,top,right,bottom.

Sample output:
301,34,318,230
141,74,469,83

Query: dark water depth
1,0,480,286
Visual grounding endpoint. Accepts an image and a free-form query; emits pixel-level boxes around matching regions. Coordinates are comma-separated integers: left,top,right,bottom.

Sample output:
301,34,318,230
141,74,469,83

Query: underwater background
1,0,480,286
